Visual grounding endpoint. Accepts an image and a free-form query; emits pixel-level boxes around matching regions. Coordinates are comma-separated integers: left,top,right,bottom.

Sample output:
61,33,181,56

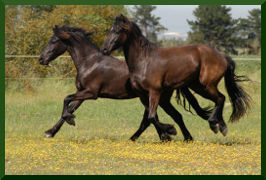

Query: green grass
5,60,261,175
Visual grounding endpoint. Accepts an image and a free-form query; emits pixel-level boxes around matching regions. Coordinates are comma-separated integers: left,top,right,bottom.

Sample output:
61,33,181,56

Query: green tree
187,5,238,54
131,5,167,43
159,37,187,48
237,8,261,54
5,5,127,80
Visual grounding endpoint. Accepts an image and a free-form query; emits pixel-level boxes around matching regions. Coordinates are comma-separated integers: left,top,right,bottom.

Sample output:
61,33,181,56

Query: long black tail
224,55,251,122
176,88,212,120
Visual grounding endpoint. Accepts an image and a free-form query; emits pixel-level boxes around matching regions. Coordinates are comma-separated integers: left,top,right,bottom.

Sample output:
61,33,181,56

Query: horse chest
130,73,153,93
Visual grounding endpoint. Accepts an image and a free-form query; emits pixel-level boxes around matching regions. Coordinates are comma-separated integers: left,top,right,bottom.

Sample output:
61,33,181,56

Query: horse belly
163,62,199,88
99,76,136,99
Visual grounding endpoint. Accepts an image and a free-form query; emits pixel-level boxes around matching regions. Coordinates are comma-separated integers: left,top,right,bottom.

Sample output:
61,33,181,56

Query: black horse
39,25,211,141
101,14,251,137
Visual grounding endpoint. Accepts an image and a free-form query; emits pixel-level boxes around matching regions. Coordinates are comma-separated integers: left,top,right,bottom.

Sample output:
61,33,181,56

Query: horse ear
120,14,130,24
53,25,59,32
119,14,130,31
85,32,94,37
54,28,71,40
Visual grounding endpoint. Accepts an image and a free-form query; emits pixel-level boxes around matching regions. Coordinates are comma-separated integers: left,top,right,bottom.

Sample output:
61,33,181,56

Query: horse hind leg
190,83,227,136
180,87,212,120
208,89,227,136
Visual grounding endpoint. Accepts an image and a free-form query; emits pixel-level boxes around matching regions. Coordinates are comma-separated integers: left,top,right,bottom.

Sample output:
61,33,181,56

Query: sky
128,5,260,39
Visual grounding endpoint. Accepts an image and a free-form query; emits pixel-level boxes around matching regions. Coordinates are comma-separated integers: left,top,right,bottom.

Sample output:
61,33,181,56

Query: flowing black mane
129,22,157,53
59,25,99,51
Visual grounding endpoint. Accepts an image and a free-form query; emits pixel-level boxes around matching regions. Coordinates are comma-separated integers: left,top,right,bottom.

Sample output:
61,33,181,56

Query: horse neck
66,40,99,72
123,33,153,72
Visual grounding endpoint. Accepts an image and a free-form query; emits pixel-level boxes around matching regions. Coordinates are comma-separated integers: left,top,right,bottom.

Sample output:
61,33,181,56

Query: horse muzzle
101,48,111,56
39,57,49,65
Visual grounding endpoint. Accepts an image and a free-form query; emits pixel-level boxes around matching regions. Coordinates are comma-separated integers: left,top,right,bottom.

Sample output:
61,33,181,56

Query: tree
187,5,238,54
131,5,167,43
5,5,127,80
237,8,261,54
159,37,187,48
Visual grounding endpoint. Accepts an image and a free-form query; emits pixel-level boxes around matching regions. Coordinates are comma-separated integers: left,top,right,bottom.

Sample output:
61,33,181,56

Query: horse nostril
39,57,46,65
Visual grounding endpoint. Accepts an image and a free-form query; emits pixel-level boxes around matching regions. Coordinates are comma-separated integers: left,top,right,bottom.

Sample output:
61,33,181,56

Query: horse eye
51,39,58,44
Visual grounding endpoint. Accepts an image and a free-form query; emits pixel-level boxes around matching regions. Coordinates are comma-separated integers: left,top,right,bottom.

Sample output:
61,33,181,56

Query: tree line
5,5,261,83
187,5,261,55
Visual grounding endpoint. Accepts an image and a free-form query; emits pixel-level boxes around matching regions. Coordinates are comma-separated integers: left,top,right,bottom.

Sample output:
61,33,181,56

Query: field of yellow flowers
5,60,261,175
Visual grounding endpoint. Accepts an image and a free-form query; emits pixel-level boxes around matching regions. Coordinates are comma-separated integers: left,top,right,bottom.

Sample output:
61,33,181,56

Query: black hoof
219,124,228,136
209,122,219,134
161,133,172,141
63,113,76,126
164,124,177,135
184,136,193,142
130,136,138,141
44,129,55,138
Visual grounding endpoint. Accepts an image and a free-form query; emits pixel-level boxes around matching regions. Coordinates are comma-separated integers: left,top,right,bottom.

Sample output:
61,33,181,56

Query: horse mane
129,22,157,54
59,25,99,51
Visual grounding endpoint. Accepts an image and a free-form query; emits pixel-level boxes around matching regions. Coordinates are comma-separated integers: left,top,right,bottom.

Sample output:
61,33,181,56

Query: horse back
157,44,227,88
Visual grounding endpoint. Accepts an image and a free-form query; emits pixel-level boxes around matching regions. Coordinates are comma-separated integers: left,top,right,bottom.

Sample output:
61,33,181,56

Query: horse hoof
44,129,54,138
184,136,193,142
220,126,228,136
130,136,138,141
161,133,172,141
44,133,54,138
166,124,177,135
209,123,219,134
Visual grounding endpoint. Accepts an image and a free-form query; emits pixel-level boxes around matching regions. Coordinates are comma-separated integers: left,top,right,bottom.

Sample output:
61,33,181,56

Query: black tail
224,55,251,122
176,88,212,120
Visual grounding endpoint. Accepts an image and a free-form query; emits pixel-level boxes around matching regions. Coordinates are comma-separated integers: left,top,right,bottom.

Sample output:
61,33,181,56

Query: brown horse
39,25,211,141
101,14,251,137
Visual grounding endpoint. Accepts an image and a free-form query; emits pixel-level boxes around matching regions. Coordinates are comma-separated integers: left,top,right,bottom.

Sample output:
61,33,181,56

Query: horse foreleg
130,110,176,141
160,100,193,141
62,90,97,125
44,100,83,138
148,90,173,141
130,110,150,141
130,97,165,141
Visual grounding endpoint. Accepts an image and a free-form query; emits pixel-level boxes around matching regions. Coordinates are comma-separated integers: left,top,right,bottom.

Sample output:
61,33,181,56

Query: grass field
5,60,261,175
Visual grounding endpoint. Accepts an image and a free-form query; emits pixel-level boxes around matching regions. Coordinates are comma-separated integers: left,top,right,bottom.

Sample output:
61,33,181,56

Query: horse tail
224,55,251,122
176,87,212,120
